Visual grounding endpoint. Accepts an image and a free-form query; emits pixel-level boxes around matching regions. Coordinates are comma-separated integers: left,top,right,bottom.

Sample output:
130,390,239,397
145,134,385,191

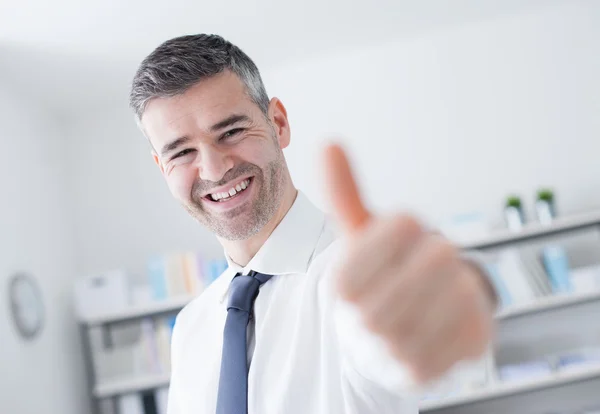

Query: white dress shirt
167,191,433,414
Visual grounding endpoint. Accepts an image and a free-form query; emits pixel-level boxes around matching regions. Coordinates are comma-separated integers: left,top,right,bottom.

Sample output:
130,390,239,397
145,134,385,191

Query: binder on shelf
134,316,176,376
496,249,536,305
148,257,168,301
542,245,573,294
518,247,552,297
155,387,169,414
182,252,203,295
139,318,161,375
483,262,513,308
142,391,159,414
155,317,174,373
165,253,187,297
117,393,144,414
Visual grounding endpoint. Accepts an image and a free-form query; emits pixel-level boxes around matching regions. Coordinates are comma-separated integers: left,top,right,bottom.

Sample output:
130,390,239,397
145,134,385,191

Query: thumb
322,143,371,234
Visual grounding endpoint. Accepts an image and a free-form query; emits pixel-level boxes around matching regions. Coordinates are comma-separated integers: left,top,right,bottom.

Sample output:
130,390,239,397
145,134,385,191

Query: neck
219,185,298,267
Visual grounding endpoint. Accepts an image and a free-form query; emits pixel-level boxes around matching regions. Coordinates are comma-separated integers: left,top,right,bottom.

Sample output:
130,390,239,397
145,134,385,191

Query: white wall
263,0,600,227
64,108,224,278
65,0,600,274
0,87,87,413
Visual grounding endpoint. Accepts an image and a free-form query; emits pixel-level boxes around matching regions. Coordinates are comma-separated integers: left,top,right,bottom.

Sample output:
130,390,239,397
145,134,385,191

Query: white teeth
209,179,251,201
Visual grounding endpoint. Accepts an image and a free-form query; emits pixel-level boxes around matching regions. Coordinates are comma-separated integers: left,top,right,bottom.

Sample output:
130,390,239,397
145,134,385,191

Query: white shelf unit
420,364,600,412
418,210,600,412
79,295,195,414
462,209,600,250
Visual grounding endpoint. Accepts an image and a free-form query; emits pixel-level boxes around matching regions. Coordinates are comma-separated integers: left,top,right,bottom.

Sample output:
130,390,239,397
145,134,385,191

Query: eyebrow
210,114,251,132
160,136,191,157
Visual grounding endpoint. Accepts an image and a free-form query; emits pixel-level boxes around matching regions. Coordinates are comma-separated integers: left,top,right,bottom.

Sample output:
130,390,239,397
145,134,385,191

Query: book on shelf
480,243,600,312
147,252,228,301
541,245,573,294
92,316,176,385
139,318,162,374
137,316,176,376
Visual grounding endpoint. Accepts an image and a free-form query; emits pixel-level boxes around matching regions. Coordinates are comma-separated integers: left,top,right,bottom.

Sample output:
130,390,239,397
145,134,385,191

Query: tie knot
227,271,273,313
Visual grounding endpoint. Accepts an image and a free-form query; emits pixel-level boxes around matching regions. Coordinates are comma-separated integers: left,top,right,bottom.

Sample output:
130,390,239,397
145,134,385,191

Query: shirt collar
218,190,326,302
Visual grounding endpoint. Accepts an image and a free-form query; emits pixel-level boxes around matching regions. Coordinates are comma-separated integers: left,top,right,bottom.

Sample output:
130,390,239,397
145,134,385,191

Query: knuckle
394,215,423,242
432,239,458,265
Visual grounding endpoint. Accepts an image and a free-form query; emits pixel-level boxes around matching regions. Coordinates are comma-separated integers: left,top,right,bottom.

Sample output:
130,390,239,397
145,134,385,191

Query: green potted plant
504,195,526,231
536,188,556,225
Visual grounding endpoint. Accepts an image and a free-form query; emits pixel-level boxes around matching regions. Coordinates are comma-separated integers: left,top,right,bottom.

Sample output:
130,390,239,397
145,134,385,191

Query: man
130,34,496,414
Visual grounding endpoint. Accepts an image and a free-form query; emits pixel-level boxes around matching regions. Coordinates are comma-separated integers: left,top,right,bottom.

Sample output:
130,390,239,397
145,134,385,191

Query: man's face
141,71,291,240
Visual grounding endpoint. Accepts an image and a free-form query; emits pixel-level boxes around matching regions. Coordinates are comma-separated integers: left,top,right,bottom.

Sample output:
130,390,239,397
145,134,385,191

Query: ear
268,97,291,149
152,151,165,174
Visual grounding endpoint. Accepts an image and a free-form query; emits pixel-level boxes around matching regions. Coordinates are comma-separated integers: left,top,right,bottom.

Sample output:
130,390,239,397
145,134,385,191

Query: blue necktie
216,270,273,414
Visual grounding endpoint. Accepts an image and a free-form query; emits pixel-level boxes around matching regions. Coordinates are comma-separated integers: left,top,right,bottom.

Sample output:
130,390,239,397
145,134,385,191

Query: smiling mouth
205,178,252,202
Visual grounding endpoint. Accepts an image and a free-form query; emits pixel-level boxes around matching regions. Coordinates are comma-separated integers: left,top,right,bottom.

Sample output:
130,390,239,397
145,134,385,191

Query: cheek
237,138,278,166
165,166,197,202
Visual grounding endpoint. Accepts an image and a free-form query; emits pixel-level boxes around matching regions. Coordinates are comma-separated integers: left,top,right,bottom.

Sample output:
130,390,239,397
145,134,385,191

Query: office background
1,1,599,413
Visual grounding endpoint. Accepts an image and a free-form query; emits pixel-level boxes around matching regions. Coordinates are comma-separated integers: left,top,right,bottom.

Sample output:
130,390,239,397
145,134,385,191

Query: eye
171,148,195,160
220,128,244,141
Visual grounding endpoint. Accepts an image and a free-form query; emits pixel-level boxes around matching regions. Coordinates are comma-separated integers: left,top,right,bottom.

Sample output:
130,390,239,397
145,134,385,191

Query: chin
214,221,264,241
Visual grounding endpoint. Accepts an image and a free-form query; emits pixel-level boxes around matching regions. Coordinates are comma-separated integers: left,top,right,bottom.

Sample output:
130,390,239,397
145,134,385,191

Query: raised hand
323,143,495,384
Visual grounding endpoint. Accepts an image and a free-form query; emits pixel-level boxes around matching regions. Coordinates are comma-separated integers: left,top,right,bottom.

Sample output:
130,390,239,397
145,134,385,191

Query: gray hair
129,34,269,121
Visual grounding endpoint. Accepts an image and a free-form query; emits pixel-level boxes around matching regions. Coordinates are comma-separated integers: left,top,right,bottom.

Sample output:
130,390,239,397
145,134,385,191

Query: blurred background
1,0,600,413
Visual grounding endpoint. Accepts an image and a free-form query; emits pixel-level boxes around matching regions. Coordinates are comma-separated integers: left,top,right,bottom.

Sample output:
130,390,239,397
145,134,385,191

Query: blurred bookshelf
76,211,600,414
462,209,600,250
76,253,228,414
419,208,600,413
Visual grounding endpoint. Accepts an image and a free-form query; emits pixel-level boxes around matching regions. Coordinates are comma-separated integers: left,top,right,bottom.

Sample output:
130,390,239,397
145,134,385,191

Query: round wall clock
8,272,45,340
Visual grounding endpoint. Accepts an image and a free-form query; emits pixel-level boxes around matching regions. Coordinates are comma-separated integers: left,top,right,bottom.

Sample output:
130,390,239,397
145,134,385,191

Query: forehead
141,71,256,145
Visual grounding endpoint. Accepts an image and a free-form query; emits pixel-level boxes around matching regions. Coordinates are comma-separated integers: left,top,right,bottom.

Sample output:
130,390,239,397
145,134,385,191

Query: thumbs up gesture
323,143,495,385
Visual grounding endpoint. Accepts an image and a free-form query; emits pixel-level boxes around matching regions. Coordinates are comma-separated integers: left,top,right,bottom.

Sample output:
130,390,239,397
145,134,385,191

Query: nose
197,144,235,183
